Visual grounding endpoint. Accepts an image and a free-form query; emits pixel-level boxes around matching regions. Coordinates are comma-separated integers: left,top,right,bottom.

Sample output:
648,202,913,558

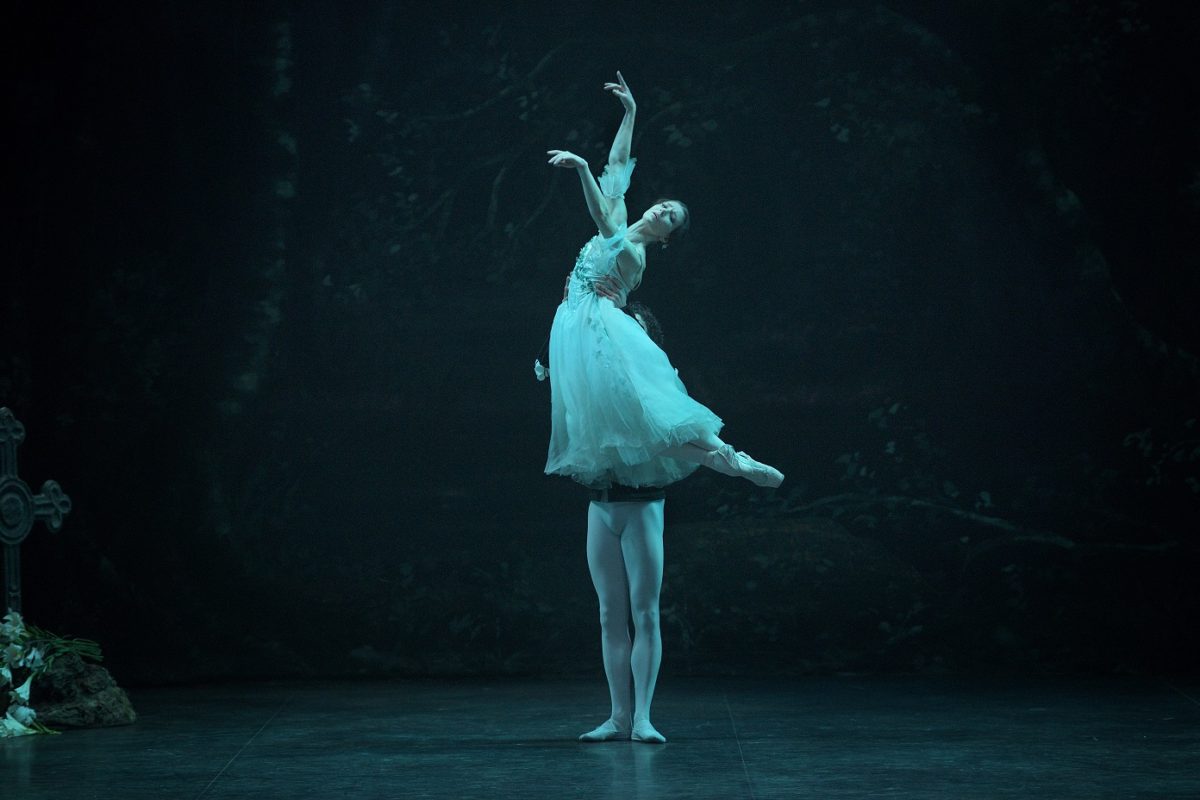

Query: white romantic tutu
544,209,723,488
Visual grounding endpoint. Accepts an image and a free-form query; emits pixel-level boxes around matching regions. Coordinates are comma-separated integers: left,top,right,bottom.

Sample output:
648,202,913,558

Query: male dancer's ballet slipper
579,719,630,742
704,444,784,488
631,719,667,744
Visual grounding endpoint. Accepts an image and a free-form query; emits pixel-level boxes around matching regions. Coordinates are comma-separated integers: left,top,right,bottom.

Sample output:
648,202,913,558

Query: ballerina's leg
659,434,784,488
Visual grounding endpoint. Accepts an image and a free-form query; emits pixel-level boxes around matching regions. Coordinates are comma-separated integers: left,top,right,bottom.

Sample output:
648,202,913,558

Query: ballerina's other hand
547,150,587,169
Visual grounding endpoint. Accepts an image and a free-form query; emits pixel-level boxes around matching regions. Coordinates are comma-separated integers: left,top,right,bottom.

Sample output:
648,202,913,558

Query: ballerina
543,72,783,746
544,70,783,492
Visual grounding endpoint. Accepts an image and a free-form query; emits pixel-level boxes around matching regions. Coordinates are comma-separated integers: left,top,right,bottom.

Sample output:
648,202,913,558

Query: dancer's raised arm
544,72,638,236
604,71,636,168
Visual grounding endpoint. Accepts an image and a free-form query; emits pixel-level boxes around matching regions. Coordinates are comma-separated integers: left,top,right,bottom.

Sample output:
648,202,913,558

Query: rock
28,653,136,728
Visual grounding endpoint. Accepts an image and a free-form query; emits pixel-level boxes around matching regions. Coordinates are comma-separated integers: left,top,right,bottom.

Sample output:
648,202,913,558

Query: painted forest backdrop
6,0,1198,683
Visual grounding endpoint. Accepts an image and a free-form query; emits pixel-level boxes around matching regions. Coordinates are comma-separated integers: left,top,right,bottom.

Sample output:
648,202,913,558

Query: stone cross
0,407,71,614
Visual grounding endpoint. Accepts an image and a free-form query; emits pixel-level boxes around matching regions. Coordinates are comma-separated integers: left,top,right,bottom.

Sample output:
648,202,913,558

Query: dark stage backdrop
5,0,1198,684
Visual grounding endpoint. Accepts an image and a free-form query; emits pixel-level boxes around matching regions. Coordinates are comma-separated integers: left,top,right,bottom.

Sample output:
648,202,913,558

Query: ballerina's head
639,199,690,246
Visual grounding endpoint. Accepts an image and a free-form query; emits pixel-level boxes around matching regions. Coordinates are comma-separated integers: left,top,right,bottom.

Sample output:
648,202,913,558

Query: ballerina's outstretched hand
547,150,587,169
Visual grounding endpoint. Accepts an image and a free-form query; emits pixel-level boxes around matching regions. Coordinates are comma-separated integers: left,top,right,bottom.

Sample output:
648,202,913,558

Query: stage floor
3,675,1197,799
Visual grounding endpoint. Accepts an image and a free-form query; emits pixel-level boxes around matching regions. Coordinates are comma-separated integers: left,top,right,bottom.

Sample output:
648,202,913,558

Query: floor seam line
724,692,757,800
194,694,292,799
1161,679,1200,708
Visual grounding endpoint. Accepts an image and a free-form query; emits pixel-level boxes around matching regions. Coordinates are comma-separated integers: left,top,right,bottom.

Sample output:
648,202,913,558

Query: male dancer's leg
579,501,634,741
620,499,668,743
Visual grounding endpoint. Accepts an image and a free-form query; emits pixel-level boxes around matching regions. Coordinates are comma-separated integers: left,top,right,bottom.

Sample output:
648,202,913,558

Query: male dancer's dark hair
624,302,664,347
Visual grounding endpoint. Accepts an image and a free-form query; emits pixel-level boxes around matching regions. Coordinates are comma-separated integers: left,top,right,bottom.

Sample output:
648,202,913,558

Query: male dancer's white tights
580,499,668,743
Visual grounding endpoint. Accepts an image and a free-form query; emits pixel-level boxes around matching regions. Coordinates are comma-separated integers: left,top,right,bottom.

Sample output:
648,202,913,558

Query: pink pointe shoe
704,444,784,488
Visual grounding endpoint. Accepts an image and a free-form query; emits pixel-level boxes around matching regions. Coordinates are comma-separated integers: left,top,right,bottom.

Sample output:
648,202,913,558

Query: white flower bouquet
0,611,102,737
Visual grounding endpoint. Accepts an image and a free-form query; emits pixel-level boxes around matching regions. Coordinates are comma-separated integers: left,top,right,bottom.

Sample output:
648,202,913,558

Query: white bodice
564,227,632,310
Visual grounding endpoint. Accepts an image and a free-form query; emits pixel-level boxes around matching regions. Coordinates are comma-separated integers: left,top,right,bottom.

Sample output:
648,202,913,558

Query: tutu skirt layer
545,294,723,488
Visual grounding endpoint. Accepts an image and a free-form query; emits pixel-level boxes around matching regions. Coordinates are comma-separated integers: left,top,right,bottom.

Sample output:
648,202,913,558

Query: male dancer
577,477,668,744
576,299,670,744
537,283,672,743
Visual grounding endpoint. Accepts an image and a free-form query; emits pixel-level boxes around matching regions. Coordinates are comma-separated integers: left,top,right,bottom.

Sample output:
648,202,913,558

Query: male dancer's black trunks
589,484,666,503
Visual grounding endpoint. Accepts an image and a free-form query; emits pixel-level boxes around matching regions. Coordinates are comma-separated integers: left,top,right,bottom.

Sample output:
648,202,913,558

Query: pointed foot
705,444,784,488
